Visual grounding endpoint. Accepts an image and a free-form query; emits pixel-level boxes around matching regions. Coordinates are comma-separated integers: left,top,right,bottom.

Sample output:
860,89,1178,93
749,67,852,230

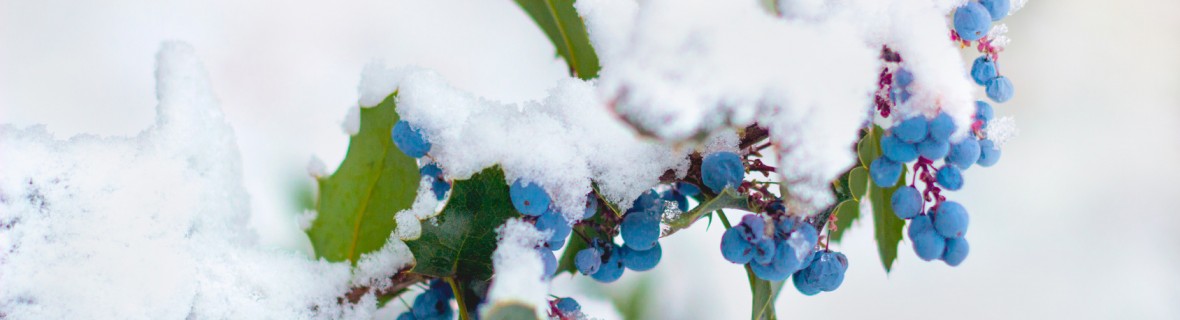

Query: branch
342,269,428,304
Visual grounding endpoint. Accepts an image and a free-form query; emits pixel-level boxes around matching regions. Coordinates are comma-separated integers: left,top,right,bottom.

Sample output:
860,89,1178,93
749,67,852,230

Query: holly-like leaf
828,200,860,242
865,125,907,272
308,93,420,264
750,274,784,320
405,167,520,280
514,0,601,80
663,188,749,236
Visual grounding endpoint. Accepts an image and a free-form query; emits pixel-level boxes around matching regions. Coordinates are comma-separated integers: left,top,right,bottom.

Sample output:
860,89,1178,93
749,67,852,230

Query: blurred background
2,0,1177,319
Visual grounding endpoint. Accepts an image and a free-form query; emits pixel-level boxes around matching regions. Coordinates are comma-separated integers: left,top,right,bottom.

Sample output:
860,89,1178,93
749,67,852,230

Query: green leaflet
830,155,870,242
514,0,601,80
307,93,420,264
750,272,784,320
663,188,749,236
862,126,907,273
405,167,521,280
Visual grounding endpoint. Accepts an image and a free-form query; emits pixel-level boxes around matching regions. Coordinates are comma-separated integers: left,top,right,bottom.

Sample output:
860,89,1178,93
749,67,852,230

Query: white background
2,0,1177,319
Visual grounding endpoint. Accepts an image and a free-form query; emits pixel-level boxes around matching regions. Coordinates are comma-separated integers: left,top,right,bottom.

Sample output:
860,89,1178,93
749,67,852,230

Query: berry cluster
572,190,665,283
870,105,1002,266
396,280,455,320
954,0,1016,103
393,120,453,201
508,179,589,279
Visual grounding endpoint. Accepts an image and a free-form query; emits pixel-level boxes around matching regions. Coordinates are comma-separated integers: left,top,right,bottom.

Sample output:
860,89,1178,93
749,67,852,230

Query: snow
351,237,414,290
572,0,996,213
307,155,328,178
0,42,371,319
392,177,443,240
480,218,550,319
380,66,690,218
341,104,361,135
985,116,1018,148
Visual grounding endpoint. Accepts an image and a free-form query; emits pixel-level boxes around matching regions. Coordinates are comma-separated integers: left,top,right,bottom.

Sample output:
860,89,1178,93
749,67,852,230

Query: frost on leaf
0,42,363,319
307,91,420,264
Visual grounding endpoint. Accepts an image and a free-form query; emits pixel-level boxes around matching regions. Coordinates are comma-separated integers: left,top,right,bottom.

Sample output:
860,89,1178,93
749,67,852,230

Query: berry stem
446,277,470,320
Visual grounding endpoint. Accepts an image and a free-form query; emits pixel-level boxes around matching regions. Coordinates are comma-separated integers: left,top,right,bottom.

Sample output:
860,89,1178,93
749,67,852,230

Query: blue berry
980,0,1010,21
392,120,431,158
411,281,454,319
701,152,745,193
971,56,998,85
947,138,982,170
943,237,970,266
752,239,776,265
792,269,822,296
621,243,662,271
510,179,551,216
420,164,450,200
894,117,928,144
928,113,956,142
908,214,946,261
539,248,557,279
536,210,571,249
739,214,768,243
750,259,790,281
894,68,914,88
396,312,414,320
986,76,1014,103
975,101,994,124
870,157,903,187
933,201,969,238
816,252,848,292
918,137,950,160
953,1,993,41
575,247,602,275
583,193,598,220
935,165,964,191
771,240,804,275
628,190,663,214
977,139,1002,167
793,251,847,293
555,297,581,314
590,246,625,283
891,186,923,219
720,227,754,264
891,86,912,105
621,211,660,251
881,134,919,163
790,221,820,251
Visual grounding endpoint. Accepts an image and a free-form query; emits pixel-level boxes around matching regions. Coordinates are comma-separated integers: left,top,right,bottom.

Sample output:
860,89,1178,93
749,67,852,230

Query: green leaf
848,167,869,201
514,0,601,80
483,302,538,320
663,188,749,236
865,126,907,272
308,93,420,264
750,276,784,320
857,129,878,168
405,167,521,280
827,200,860,243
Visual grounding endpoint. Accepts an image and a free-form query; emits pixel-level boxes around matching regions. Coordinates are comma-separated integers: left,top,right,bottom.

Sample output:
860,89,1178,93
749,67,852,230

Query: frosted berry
702,152,745,193
391,120,431,158
510,179,551,216
953,1,993,41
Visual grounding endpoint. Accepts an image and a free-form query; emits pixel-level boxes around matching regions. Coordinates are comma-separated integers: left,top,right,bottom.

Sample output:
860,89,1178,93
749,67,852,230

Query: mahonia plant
308,0,1023,319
